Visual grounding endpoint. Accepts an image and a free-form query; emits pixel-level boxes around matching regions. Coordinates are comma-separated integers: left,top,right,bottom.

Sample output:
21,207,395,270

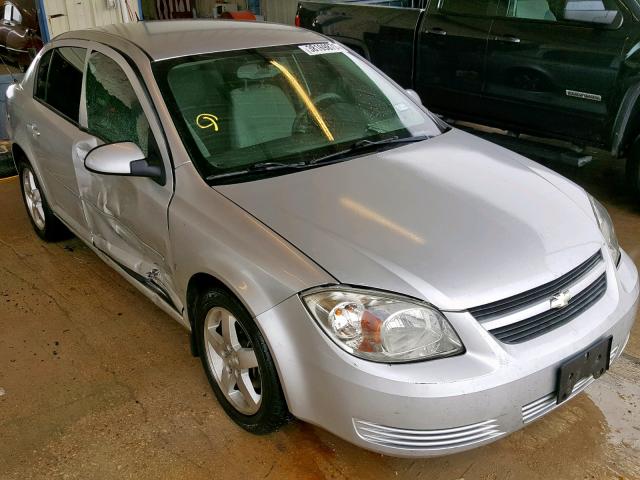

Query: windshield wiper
206,136,430,181
206,161,308,181
309,135,430,166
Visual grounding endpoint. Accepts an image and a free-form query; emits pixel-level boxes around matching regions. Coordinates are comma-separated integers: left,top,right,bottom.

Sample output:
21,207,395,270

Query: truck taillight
295,14,301,27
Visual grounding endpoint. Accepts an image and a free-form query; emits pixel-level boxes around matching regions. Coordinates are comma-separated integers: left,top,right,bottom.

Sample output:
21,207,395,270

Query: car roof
57,20,326,61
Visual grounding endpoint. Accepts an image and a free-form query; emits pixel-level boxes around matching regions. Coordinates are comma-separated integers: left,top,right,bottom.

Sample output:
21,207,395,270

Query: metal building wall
262,0,297,25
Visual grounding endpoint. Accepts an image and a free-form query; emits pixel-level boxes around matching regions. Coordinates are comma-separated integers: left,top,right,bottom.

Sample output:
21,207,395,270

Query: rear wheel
18,162,70,241
195,288,290,433
626,136,640,200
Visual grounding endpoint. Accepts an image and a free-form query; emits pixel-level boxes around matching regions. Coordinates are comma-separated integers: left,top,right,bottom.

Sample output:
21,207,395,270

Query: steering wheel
292,92,345,135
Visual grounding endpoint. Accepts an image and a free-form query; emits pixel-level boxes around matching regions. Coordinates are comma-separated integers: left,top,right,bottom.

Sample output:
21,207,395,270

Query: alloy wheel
203,307,262,415
22,167,45,230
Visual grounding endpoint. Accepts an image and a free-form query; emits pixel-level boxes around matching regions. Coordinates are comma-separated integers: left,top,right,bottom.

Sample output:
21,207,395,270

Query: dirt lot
0,154,639,480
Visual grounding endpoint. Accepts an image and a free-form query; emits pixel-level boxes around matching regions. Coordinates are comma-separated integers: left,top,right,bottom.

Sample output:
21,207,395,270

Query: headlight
589,195,621,266
301,287,464,363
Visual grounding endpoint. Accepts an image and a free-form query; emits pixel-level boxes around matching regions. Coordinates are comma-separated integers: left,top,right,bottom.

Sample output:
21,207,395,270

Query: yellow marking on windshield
269,60,334,142
196,113,219,132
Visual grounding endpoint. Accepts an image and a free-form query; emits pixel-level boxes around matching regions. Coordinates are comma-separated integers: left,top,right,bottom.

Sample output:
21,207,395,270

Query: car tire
195,287,291,434
18,161,71,241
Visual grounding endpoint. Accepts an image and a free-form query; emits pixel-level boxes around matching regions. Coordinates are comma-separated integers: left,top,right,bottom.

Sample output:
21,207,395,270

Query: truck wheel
626,137,640,199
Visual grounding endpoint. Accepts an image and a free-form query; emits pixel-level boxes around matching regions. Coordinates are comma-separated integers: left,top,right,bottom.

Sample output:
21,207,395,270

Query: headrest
237,63,280,80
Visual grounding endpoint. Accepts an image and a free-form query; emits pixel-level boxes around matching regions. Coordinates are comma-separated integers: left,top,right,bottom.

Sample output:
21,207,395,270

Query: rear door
75,44,181,311
415,0,498,119
29,43,92,237
485,0,631,145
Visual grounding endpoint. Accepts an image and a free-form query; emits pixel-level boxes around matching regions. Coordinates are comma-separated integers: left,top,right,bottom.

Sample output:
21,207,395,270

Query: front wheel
195,288,290,434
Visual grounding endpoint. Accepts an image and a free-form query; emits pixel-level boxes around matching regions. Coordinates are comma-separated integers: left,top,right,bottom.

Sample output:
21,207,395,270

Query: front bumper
256,250,639,457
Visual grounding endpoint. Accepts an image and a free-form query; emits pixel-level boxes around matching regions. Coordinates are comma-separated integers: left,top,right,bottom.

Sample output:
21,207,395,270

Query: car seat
230,63,296,149
169,62,229,157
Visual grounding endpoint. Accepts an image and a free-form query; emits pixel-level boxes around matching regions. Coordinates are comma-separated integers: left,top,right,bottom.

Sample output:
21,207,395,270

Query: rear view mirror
405,89,423,106
84,142,164,182
563,6,619,25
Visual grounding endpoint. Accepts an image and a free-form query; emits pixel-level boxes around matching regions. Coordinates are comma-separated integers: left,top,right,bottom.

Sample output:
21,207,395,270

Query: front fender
611,41,640,156
611,80,640,156
170,163,335,321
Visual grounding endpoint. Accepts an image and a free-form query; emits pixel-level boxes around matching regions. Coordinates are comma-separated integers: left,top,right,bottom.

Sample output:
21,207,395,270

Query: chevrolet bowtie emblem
550,290,572,309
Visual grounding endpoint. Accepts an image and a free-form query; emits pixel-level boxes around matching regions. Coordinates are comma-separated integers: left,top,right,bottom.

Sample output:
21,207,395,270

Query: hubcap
22,168,45,230
204,307,262,415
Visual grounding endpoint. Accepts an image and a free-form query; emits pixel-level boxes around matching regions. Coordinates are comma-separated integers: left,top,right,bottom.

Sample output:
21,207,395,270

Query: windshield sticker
298,43,346,56
196,113,219,132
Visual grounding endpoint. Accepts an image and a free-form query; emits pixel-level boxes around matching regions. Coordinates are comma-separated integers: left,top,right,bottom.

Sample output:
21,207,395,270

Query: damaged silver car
7,21,639,457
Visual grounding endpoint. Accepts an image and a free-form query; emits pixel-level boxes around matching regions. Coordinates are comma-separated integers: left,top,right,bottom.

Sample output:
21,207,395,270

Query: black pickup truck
296,0,640,198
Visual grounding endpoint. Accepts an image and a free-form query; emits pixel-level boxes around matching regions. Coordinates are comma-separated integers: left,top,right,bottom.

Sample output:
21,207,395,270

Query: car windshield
153,43,444,182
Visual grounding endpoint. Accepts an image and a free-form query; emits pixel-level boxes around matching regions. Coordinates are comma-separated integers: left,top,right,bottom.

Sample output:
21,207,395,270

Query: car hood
216,129,603,310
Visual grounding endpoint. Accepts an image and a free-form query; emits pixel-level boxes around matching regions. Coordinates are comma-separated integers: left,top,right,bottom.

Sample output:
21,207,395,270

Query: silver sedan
7,20,639,457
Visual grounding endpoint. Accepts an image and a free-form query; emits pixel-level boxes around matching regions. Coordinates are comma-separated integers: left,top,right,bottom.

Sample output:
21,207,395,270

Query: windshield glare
153,43,443,181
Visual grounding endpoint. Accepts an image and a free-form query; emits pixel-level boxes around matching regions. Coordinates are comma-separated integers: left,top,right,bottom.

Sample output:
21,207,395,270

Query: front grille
491,273,607,343
353,419,504,451
470,251,602,321
470,250,607,344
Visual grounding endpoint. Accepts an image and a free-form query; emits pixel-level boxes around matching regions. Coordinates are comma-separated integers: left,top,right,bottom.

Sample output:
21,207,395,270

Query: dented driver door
74,44,182,313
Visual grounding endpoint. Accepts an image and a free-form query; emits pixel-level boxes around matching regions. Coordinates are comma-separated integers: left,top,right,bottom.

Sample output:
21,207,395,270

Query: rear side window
439,0,496,15
34,50,52,100
501,0,620,21
34,47,86,123
4,3,22,24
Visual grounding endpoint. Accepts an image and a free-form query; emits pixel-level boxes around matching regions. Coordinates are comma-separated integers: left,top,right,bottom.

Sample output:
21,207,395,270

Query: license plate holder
556,336,612,405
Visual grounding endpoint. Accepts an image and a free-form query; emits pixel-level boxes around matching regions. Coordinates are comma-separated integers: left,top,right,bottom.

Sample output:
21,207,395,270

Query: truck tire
626,136,640,199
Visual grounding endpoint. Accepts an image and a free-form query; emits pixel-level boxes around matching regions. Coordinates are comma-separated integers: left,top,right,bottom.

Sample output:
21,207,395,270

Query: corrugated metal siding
262,0,297,25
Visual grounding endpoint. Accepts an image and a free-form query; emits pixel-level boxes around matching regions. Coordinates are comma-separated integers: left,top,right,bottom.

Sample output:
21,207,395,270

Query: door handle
428,27,447,36
495,34,521,43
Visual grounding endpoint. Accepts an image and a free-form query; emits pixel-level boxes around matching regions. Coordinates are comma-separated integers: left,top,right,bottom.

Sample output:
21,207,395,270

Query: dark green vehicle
296,0,640,198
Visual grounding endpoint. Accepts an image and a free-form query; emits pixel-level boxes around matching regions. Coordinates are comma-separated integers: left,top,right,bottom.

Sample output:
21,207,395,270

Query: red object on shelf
220,11,257,20
295,14,301,27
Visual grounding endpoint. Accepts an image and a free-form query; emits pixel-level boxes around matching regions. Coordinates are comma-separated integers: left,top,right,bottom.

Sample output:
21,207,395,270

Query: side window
439,0,495,16
11,4,21,23
502,0,619,21
34,47,86,122
3,3,22,23
34,50,53,101
85,51,158,160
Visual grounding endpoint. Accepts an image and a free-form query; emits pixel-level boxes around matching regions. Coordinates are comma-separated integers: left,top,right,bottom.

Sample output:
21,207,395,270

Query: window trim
32,43,89,128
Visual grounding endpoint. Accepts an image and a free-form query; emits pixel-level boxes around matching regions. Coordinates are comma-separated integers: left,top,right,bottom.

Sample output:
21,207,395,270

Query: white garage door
44,0,129,38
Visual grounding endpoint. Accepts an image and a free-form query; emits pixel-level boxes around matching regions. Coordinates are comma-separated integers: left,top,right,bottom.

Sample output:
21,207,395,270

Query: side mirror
563,8,619,26
84,142,164,182
405,89,423,106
